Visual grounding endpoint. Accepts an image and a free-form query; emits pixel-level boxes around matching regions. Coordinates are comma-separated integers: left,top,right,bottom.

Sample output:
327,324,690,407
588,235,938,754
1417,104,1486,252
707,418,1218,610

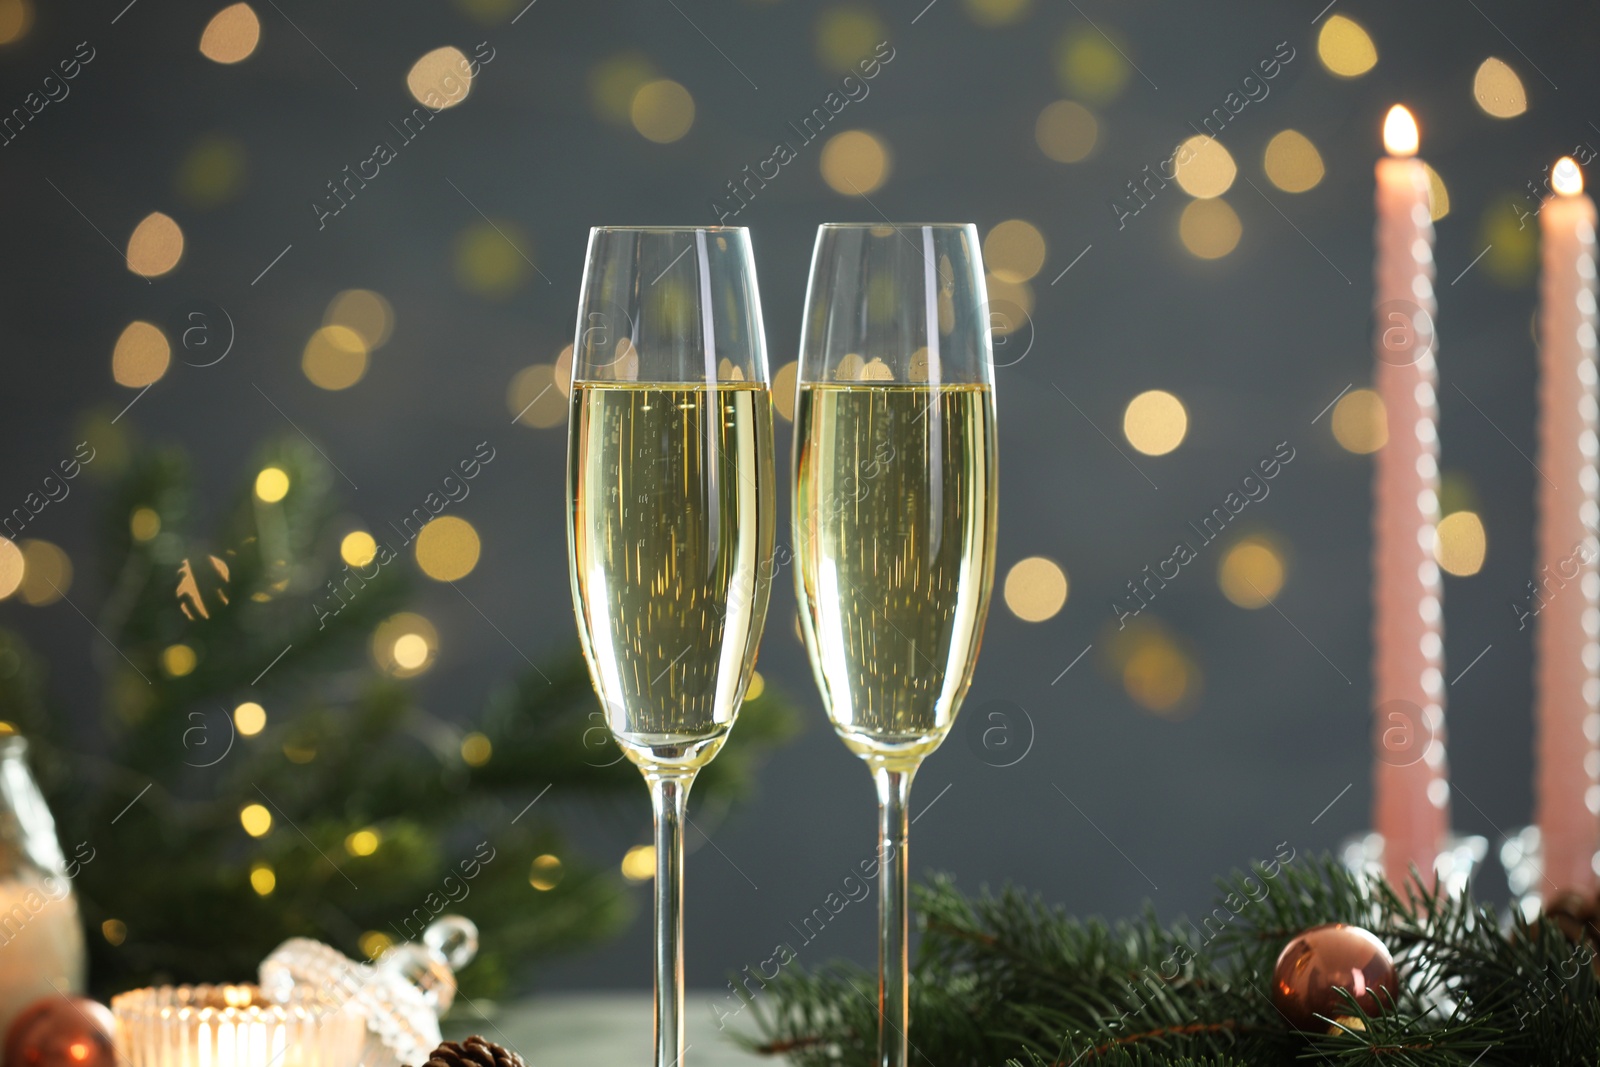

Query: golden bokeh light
529,854,564,891
112,321,172,389
407,46,473,109
820,129,891,196
239,803,272,838
0,0,33,45
373,613,438,678
963,0,1030,26
1218,536,1286,608
589,52,656,124
249,863,275,896
1174,136,1236,199
1003,557,1069,622
130,507,161,542
0,539,23,601
161,644,197,678
325,289,393,349
358,932,392,961
18,541,70,606
302,325,369,391
508,364,566,428
1331,388,1388,453
1317,15,1377,78
773,361,799,421
234,701,266,736
460,732,492,767
177,135,247,208
984,274,1035,333
1120,631,1197,715
984,220,1047,284
1423,163,1450,221
1435,511,1487,577
816,6,886,73
1480,197,1538,286
1123,390,1188,456
455,220,530,297
1055,28,1129,103
746,670,765,701
254,467,290,503
554,344,574,397
621,844,656,882
101,919,127,946
1263,130,1324,193
631,79,695,144
1473,57,1527,118
344,828,381,857
341,531,378,567
199,3,261,64
126,213,184,277
415,516,480,581
1035,100,1098,164
1178,198,1242,260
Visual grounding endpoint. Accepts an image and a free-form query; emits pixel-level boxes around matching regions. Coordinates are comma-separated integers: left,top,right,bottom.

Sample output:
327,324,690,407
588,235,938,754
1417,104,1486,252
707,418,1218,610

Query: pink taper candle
1371,105,1449,888
1535,156,1600,896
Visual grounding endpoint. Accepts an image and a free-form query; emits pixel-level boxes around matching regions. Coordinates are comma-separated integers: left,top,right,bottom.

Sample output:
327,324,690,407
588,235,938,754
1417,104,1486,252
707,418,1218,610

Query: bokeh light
589,52,656,124
631,79,695,143
113,321,172,388
1473,57,1527,118
508,364,567,428
816,6,887,73
249,863,275,896
1423,163,1450,221
0,539,23,601
460,732,492,767
176,136,247,208
621,844,655,882
101,919,127,946
199,3,261,64
344,828,381,857
1123,390,1188,456
325,290,393,349
407,46,473,109
1263,130,1324,193
1174,136,1236,199
234,702,266,736
302,325,369,391
554,345,574,397
1218,536,1286,608
358,932,392,961
746,671,765,701
126,213,184,277
415,516,481,581
1435,511,1487,576
373,613,438,678
254,467,290,503
19,541,70,606
1115,624,1198,716
1178,199,1241,260
341,531,378,567
1003,557,1069,622
161,644,197,678
820,130,891,196
984,220,1047,284
1331,388,1387,453
529,854,564,891
984,274,1034,331
1480,197,1538,286
773,361,799,421
1055,27,1130,103
0,0,33,45
239,803,272,838
963,0,1030,27
1317,15,1377,78
455,220,531,297
1035,100,1097,164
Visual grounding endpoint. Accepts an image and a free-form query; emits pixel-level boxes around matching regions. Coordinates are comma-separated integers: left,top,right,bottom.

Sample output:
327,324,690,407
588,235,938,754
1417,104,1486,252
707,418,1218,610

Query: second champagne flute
792,223,999,1067
566,226,776,1067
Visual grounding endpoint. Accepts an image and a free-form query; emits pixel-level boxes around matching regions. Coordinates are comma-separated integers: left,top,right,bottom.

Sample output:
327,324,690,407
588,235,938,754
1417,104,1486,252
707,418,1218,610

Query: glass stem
648,771,694,1067
873,764,915,1067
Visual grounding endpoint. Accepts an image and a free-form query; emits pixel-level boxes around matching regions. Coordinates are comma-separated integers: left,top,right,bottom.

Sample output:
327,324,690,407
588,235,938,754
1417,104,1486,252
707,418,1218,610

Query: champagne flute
792,223,998,1067
567,226,776,1067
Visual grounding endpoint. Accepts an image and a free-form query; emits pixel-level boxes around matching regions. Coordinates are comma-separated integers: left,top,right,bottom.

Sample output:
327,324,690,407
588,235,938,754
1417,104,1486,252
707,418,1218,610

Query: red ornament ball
1271,922,1398,1031
3,995,117,1067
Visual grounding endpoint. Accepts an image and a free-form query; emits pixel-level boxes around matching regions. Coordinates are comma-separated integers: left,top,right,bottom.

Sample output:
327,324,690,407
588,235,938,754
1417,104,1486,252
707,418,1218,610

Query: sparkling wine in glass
793,223,998,1067
567,226,776,1067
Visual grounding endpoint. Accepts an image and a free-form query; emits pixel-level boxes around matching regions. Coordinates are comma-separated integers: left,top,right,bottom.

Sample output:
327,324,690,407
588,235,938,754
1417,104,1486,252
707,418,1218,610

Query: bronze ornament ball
1270,922,1399,1031
3,995,118,1067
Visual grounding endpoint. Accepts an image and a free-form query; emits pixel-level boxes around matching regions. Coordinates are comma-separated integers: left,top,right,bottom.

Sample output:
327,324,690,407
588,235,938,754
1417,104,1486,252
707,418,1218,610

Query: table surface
454,992,767,1066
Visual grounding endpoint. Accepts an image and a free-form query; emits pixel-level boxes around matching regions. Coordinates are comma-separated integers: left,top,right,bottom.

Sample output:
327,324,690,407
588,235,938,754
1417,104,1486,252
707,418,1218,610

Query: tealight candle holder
111,983,364,1067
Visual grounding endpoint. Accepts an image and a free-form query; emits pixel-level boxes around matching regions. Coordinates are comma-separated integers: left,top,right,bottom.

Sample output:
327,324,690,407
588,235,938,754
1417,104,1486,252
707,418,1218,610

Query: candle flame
1553,156,1584,197
1383,105,1419,157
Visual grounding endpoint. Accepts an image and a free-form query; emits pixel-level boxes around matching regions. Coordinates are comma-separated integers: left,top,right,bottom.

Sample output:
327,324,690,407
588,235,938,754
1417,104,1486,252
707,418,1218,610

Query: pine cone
417,1036,527,1067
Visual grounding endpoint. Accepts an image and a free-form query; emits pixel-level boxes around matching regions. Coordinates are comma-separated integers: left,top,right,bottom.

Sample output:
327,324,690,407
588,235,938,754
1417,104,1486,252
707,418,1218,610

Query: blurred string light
358,932,391,961
113,321,172,388
233,701,266,736
453,0,520,21
101,920,127,946
19,541,70,606
984,220,1046,284
239,803,272,837
507,363,566,428
126,213,184,278
1174,136,1235,199
407,46,473,109
1439,470,1480,517
302,325,368,391
1316,15,1377,78
249,863,275,896
373,613,438,678
161,643,197,678
1263,130,1324,193
553,345,573,397
0,539,24,600
1035,100,1097,164
815,6,887,73
773,361,799,421
746,671,765,701
460,732,492,766
176,135,247,209
1106,619,1198,716
199,3,261,64
1331,388,1387,453
1123,390,1188,455
344,828,381,857
1217,535,1286,608
631,79,695,143
1423,164,1450,221
456,220,531,297
1055,26,1130,103
1473,57,1527,118
1435,511,1487,576
820,130,891,196
1003,557,1068,622
341,531,378,567
1179,199,1241,260
0,0,33,45
130,507,161,542
254,467,290,503
1480,197,1538,286
589,52,657,124
529,854,563,891
326,289,393,349
962,0,1030,27
621,844,655,882
414,516,480,581
984,274,1034,329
